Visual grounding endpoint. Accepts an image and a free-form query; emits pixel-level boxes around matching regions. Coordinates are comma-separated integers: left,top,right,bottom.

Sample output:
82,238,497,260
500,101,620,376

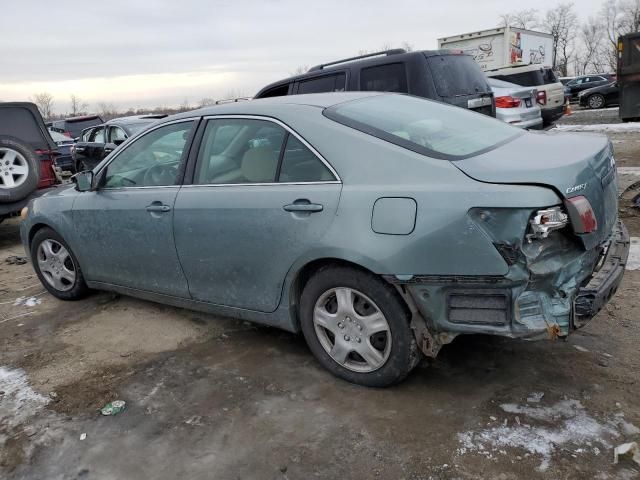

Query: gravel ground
1,109,639,479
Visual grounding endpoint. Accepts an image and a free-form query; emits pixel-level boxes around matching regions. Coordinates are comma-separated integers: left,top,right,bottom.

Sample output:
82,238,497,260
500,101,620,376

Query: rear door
74,126,107,170
173,116,342,312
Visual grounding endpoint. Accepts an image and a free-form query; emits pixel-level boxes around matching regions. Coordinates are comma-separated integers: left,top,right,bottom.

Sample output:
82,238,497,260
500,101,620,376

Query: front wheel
587,94,605,109
30,227,90,300
300,266,421,387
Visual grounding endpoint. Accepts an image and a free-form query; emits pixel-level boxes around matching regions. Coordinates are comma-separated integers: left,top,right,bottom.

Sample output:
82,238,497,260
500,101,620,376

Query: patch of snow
0,367,49,430
570,107,619,114
12,296,42,307
457,399,619,472
554,123,640,132
627,238,640,271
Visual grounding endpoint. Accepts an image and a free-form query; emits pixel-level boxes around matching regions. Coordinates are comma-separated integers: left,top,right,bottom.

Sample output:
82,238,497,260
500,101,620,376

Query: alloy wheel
313,287,392,373
37,239,76,292
0,147,29,188
588,95,604,109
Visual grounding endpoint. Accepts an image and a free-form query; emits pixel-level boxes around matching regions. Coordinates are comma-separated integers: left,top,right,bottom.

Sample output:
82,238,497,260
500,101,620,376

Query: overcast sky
2,0,604,113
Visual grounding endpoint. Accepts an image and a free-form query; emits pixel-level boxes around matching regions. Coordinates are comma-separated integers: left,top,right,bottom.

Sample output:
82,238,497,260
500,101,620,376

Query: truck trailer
437,27,554,71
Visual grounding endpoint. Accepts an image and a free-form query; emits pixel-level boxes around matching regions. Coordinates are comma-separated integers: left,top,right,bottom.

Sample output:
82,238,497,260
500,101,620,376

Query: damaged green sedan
20,92,629,387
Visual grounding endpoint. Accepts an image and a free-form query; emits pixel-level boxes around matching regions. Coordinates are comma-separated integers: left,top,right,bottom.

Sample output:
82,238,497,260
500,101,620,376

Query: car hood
452,131,617,249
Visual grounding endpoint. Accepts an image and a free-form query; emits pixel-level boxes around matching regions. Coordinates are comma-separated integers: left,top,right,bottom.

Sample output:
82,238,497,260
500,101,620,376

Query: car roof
255,49,457,97
486,63,545,74
160,92,384,123
106,114,167,126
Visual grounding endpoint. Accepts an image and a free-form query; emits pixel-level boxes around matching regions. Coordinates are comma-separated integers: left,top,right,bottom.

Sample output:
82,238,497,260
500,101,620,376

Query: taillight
565,196,598,233
495,96,521,108
537,91,547,106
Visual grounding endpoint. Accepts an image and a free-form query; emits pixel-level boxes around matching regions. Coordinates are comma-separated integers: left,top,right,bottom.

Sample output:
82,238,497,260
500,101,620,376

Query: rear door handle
283,203,323,213
146,203,171,213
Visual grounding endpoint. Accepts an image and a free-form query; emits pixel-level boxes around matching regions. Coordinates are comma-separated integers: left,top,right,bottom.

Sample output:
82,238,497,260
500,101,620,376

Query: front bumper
386,221,629,343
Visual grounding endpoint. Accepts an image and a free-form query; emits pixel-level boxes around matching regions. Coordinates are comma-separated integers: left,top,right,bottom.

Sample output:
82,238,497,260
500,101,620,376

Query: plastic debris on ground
5,255,27,265
101,400,126,416
527,392,545,404
614,442,640,465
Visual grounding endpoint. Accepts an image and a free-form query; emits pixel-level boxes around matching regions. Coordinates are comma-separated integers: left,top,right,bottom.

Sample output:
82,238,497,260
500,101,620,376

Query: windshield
324,94,521,159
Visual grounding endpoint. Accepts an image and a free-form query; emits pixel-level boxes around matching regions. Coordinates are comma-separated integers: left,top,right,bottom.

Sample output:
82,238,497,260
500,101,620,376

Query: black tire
0,136,40,203
299,266,421,387
587,94,605,109
30,227,90,300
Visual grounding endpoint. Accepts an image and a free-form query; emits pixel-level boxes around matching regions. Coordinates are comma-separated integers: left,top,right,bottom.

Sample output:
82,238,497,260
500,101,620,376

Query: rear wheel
587,94,605,109
300,266,420,387
30,227,90,300
0,136,40,203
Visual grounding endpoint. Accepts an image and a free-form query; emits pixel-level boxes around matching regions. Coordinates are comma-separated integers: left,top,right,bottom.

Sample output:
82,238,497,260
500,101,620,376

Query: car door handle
283,202,323,213
146,203,171,213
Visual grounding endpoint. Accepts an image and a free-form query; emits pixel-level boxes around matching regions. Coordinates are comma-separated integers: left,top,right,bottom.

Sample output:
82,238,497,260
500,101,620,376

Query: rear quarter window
426,54,490,97
360,63,408,93
324,94,521,160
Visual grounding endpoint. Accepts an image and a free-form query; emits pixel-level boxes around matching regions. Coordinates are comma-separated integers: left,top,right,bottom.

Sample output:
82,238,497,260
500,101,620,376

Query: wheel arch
286,256,409,331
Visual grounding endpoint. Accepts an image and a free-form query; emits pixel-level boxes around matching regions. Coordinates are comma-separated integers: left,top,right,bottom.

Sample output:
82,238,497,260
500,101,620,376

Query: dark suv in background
255,49,496,117
0,102,60,220
72,114,167,171
48,115,104,140
565,74,616,101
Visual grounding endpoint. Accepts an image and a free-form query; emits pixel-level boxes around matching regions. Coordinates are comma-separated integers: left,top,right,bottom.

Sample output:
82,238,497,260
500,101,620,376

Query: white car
488,78,543,130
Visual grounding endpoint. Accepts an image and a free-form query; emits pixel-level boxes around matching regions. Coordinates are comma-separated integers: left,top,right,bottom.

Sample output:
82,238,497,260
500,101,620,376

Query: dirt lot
1,109,640,479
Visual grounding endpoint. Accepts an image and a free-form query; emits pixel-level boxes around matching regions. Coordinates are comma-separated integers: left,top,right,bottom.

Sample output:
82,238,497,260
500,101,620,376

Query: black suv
48,115,104,140
0,102,60,220
255,49,495,117
72,114,167,171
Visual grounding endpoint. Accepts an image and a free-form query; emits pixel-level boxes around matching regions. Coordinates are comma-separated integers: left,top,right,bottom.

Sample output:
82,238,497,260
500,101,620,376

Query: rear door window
297,73,346,94
360,63,408,93
89,127,105,143
491,69,545,87
427,54,490,97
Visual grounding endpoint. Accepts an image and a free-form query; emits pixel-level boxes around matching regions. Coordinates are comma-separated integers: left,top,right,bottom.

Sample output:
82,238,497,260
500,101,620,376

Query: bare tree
498,9,540,29
197,98,216,107
69,94,88,116
400,41,414,52
576,17,605,75
542,3,578,76
32,92,54,120
178,99,191,112
289,65,309,76
96,102,117,119
620,0,640,33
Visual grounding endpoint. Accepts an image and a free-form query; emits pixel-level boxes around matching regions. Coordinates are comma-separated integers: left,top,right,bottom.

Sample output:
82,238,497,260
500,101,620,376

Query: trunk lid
453,132,617,249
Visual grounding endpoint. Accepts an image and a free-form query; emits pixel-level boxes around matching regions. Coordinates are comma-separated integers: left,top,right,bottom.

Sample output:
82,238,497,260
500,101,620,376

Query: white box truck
437,27,554,71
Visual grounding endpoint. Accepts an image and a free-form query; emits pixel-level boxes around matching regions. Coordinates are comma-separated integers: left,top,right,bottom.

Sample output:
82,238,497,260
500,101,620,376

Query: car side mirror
73,171,94,192
113,138,125,146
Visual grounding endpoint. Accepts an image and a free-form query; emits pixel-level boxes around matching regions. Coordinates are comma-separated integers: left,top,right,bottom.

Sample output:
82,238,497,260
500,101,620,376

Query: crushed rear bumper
574,220,630,327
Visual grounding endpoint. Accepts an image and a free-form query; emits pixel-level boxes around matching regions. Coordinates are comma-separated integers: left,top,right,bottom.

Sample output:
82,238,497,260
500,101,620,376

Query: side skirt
86,281,298,332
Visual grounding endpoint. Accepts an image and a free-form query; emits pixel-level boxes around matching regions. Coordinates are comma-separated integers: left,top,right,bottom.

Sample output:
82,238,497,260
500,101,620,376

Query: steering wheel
143,162,178,186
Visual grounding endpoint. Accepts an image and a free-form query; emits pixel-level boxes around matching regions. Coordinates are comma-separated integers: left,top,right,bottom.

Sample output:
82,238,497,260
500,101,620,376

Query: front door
72,119,197,297
173,117,342,312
